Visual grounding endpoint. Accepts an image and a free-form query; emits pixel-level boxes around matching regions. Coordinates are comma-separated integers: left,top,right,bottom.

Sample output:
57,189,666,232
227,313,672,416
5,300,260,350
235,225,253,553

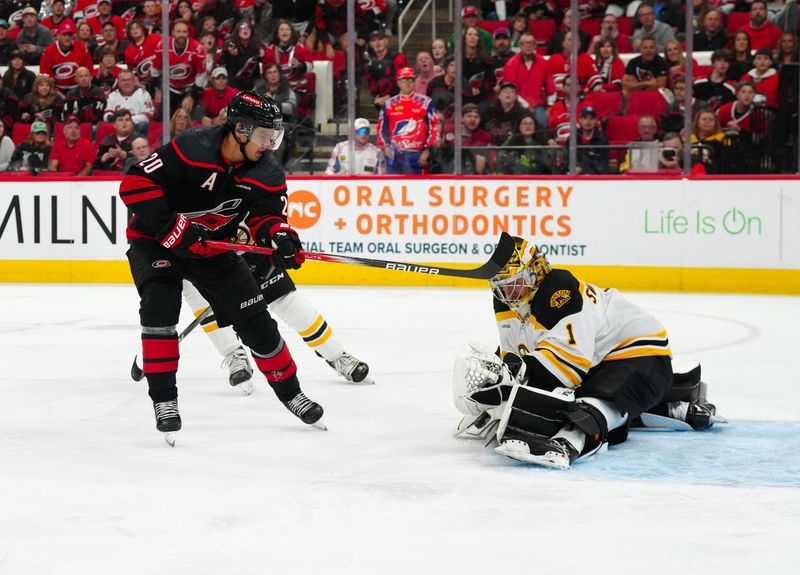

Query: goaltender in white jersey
453,237,721,469
325,118,385,175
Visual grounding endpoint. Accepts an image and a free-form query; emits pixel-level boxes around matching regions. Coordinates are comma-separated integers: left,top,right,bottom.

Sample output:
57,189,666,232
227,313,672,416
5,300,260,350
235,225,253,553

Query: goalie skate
494,435,580,470
321,351,374,384
154,400,182,447
222,347,254,395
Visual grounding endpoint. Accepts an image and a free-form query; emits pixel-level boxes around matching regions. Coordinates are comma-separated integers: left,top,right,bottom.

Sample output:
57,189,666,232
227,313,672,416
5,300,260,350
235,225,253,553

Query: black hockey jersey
119,125,288,255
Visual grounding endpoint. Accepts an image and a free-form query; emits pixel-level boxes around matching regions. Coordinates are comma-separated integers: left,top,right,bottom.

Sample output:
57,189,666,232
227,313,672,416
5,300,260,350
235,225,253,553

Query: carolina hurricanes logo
358,0,377,9
82,6,99,19
182,199,243,231
53,62,80,81
152,260,172,268
136,55,156,78
394,119,417,136
170,63,192,81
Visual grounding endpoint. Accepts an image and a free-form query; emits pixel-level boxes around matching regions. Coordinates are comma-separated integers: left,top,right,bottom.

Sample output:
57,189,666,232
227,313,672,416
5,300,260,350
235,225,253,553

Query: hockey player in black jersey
120,90,325,444
453,237,720,468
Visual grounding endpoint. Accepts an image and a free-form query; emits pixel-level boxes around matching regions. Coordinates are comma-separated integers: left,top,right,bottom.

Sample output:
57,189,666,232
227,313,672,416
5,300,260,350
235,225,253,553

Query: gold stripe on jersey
495,310,517,322
195,307,220,333
605,346,672,361
298,315,324,338
537,340,592,370
611,329,668,352
535,348,582,387
307,326,333,348
605,329,671,360
528,315,547,331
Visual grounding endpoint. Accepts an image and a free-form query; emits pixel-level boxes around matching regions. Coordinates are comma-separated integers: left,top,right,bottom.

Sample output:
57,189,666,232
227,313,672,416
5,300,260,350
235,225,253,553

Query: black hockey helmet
225,90,284,149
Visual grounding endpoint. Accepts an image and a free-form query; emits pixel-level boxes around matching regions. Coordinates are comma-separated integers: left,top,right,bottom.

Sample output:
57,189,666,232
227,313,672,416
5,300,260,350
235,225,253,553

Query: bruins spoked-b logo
550,290,571,308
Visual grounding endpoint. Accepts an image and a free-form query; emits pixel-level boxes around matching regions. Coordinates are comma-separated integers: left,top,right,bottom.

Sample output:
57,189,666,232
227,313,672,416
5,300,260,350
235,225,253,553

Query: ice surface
1,284,798,575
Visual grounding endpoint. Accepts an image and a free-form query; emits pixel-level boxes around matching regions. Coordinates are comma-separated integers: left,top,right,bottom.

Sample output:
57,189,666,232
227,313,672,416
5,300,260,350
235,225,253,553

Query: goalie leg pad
496,384,576,443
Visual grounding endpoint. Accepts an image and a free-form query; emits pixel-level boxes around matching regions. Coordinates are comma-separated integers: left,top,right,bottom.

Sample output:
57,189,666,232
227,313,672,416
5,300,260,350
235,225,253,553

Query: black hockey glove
269,223,305,270
157,214,210,258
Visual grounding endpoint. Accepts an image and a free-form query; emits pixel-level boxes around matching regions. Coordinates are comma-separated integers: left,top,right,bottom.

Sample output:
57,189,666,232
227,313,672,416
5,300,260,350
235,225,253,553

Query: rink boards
0,175,798,294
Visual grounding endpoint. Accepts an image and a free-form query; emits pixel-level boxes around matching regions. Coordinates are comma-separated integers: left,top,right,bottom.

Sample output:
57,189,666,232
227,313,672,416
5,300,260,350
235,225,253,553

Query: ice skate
686,401,727,430
154,400,182,447
222,346,254,395
283,391,327,430
494,434,578,469
321,351,374,384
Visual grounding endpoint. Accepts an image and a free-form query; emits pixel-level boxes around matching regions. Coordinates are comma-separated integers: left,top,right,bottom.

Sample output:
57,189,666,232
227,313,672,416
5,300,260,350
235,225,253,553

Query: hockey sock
269,291,345,361
235,312,300,401
141,326,179,403
182,280,239,357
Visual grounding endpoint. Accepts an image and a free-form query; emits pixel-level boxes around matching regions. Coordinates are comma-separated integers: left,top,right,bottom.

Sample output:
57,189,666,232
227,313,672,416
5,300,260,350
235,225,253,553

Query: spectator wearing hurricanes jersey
717,80,757,135
219,20,262,91
501,32,556,129
72,0,98,20
623,37,669,93
461,25,496,109
741,47,779,107
262,20,314,93
41,0,76,40
15,7,54,65
547,31,602,100
198,67,239,126
95,108,136,170
124,19,159,90
153,19,207,115
93,46,123,95
104,69,154,132
86,0,126,44
632,3,675,52
693,49,736,109
593,38,625,92
63,66,106,123
325,118,385,175
20,75,64,129
377,67,440,174
314,0,362,60
365,29,407,109
47,115,95,175
40,22,94,93
739,0,782,51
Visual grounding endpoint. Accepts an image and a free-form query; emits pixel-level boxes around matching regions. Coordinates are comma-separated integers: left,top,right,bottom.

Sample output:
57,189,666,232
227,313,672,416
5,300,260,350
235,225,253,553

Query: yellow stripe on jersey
307,326,333,348
194,307,209,318
201,321,220,333
298,315,324,338
495,310,517,322
528,315,547,331
611,330,668,352
536,348,582,387
194,306,220,333
605,346,672,361
537,340,592,370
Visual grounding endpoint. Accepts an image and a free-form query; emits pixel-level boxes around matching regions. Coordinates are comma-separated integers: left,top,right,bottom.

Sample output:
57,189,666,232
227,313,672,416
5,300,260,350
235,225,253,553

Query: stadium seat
12,123,32,145
626,91,668,116
695,65,713,78
727,12,750,34
584,91,623,118
605,115,642,145
94,122,116,144
529,19,556,45
579,18,602,37
147,122,163,147
53,122,92,144
617,17,633,36
477,20,509,34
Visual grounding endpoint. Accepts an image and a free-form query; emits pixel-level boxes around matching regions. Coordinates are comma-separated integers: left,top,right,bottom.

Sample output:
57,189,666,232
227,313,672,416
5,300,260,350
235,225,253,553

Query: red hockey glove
158,214,210,258
269,223,305,270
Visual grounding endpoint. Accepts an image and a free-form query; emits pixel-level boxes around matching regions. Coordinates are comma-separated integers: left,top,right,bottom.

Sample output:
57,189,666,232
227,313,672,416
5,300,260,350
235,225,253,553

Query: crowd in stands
0,0,797,176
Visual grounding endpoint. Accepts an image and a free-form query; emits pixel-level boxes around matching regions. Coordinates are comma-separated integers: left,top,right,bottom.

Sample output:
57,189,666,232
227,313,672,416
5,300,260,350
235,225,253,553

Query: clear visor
248,126,285,150
490,268,535,308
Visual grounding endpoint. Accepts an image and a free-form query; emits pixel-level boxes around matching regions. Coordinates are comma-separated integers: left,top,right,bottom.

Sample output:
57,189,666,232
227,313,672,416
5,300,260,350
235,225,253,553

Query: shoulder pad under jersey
530,268,583,329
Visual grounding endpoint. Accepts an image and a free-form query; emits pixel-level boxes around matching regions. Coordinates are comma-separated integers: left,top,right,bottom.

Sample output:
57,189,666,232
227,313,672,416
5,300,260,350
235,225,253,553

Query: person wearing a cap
2,49,36,99
87,0,127,42
377,66,441,174
41,0,76,40
490,27,513,75
63,66,107,123
485,81,527,145
448,6,493,54
8,120,51,172
198,67,239,126
39,20,94,92
103,69,154,132
325,118,385,175
47,115,95,175
575,106,609,175
15,7,54,64
365,28,408,108
0,18,15,65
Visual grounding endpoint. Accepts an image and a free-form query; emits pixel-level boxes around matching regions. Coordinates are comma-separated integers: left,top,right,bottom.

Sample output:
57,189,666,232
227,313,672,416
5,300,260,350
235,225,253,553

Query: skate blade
711,414,729,424
494,443,571,470
350,376,375,385
163,432,177,447
232,380,255,396
312,418,328,431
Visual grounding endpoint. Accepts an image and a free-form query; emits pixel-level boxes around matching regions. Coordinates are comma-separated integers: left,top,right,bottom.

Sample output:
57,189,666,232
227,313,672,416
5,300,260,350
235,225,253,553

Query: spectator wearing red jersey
588,13,634,54
741,47,779,107
87,0,127,44
41,0,76,40
47,115,95,175
263,20,314,92
153,19,207,114
93,45,123,95
72,0,99,21
63,66,106,123
547,31,602,99
738,0,782,51
124,19,160,89
501,31,556,129
547,76,589,145
39,21,94,93
717,80,757,134
94,107,135,170
93,20,129,63
15,6,54,65
365,29,407,108
593,38,625,92
198,67,239,126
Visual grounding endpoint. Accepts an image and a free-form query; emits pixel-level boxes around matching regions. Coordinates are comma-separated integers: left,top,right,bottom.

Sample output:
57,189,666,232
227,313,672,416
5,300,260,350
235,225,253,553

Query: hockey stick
205,231,516,280
130,306,214,382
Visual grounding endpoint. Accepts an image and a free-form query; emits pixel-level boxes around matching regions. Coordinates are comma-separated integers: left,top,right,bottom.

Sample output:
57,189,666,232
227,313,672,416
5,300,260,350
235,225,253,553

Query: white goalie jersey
494,268,671,390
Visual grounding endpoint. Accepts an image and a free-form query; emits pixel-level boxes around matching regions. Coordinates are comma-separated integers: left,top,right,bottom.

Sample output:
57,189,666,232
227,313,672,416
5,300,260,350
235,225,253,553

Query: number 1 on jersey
566,323,577,345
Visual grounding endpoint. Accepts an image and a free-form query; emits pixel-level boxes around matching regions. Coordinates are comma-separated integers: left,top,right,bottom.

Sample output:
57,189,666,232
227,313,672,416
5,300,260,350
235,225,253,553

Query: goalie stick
130,306,213,382
204,231,516,280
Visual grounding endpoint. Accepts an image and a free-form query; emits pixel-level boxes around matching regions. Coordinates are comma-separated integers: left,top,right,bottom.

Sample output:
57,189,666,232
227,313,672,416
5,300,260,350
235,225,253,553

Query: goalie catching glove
157,213,211,258
452,343,527,416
